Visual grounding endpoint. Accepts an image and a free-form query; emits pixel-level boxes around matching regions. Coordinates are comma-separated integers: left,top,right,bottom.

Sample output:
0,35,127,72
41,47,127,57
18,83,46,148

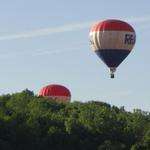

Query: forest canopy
0,89,149,150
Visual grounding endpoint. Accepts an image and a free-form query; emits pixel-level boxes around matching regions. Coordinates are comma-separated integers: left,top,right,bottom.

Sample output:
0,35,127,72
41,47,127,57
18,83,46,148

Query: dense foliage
0,89,149,150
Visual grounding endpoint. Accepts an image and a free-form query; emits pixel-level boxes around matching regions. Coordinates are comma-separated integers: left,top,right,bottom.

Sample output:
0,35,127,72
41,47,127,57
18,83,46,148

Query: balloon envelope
39,84,71,102
89,19,136,78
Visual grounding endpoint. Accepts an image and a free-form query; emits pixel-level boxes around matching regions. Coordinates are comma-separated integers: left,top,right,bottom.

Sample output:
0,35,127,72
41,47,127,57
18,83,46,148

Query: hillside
0,89,149,150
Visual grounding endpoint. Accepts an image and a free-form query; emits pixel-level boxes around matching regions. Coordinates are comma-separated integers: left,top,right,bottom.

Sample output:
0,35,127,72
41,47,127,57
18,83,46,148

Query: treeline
0,89,150,150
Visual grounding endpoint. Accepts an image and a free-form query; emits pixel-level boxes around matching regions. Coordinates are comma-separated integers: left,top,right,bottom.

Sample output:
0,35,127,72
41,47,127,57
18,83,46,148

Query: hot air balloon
39,84,71,103
89,19,136,78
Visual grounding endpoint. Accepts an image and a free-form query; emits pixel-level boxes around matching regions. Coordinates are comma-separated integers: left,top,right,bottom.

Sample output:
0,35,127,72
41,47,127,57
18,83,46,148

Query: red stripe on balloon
90,20,135,32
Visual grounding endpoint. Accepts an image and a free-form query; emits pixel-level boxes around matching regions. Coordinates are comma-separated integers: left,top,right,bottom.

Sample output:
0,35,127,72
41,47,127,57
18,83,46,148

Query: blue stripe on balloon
95,49,131,67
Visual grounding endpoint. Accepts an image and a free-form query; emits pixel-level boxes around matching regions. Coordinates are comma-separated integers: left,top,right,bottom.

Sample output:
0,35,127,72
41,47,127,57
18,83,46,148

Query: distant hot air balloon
39,84,71,103
89,19,136,78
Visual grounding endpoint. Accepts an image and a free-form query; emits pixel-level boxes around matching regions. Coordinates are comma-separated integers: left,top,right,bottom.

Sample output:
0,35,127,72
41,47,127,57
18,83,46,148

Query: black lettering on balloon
124,34,135,45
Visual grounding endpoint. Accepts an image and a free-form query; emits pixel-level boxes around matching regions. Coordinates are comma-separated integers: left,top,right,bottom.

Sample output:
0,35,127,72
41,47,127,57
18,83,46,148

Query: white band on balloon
89,31,136,51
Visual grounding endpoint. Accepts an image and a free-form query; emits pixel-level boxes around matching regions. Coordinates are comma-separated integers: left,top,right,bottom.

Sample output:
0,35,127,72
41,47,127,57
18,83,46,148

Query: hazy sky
0,0,149,111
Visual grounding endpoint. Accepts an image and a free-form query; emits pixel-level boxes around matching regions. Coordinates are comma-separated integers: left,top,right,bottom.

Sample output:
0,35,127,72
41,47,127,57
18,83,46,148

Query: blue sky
0,0,149,111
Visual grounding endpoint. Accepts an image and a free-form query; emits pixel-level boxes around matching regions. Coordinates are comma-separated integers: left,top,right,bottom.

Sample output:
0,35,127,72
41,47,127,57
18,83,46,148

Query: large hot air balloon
89,19,136,78
39,84,71,103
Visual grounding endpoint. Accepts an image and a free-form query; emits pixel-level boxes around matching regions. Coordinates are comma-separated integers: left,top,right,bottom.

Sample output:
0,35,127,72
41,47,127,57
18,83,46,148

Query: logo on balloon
124,34,136,45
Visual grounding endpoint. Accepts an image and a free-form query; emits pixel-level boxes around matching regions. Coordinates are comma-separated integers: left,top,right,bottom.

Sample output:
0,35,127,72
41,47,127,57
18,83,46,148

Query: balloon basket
110,73,114,78
109,67,116,79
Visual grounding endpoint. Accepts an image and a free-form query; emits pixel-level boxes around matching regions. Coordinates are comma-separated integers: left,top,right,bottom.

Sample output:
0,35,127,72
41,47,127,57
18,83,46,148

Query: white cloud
0,22,94,41
0,16,150,41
